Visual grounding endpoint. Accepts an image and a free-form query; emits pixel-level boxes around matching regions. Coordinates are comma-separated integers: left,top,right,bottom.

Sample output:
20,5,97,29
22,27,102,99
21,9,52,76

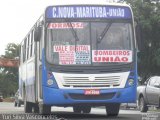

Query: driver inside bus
106,31,123,50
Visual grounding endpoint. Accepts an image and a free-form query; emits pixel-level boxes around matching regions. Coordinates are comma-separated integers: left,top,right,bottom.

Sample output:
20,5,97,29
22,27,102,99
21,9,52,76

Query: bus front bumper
43,86,136,106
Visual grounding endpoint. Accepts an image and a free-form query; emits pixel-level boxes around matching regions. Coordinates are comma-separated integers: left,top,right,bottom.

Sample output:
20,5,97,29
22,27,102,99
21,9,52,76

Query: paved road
0,102,160,120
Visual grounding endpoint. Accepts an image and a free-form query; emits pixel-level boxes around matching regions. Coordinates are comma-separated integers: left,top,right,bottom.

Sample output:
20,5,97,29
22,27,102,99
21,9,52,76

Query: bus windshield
46,20,133,66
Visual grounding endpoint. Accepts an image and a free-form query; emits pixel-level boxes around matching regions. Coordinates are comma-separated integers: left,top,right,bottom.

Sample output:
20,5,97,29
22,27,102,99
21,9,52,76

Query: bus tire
82,106,91,113
73,106,82,113
33,103,39,113
24,101,32,113
139,96,148,112
18,103,21,107
14,102,17,107
105,103,120,117
39,104,51,115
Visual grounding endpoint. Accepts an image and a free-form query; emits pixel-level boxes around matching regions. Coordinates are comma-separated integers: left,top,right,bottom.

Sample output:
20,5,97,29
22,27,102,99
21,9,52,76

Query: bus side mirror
135,23,144,51
34,26,42,42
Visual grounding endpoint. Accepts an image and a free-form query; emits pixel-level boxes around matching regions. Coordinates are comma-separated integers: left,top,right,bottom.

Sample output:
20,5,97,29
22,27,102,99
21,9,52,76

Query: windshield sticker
48,22,84,29
92,50,132,63
53,45,91,65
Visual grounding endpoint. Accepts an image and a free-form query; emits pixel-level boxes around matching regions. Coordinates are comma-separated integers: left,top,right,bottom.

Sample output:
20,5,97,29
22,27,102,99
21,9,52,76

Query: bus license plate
84,89,100,95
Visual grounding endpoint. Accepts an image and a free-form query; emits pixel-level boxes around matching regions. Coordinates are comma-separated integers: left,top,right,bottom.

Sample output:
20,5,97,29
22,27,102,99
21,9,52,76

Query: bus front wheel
33,103,39,113
14,102,17,107
39,104,51,115
73,106,81,113
24,101,32,113
82,106,91,113
105,103,120,117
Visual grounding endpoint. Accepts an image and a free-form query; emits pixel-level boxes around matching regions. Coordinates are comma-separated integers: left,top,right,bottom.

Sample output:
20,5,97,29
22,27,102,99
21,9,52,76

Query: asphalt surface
0,102,160,120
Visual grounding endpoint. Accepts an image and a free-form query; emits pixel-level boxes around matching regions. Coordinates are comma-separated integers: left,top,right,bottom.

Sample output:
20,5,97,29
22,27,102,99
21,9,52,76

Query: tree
0,43,19,97
126,0,160,82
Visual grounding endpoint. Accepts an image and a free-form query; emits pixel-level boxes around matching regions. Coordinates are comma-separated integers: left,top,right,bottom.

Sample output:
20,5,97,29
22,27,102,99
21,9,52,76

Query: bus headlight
128,79,134,86
47,71,59,88
47,79,54,86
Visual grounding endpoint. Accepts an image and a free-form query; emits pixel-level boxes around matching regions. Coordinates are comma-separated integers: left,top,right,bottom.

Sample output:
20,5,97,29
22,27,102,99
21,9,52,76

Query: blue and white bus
19,3,139,116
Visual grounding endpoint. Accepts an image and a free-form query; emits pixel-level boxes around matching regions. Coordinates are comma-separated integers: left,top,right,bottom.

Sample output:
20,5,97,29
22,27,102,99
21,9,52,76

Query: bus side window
21,44,24,63
30,30,34,57
39,28,42,61
28,33,32,58
32,30,35,56
25,38,28,61
23,39,27,62
27,35,30,60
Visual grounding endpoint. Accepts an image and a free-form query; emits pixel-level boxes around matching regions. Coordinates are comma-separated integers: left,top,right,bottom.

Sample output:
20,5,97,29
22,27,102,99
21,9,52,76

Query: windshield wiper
65,19,79,52
97,21,112,44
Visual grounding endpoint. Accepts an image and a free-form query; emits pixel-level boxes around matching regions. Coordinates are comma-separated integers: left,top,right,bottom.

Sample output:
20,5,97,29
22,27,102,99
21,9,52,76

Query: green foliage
4,43,20,59
126,0,160,82
0,43,19,97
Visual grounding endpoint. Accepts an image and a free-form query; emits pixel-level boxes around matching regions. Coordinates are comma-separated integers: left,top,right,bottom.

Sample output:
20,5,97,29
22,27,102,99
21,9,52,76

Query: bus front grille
53,72,129,89
62,76,121,88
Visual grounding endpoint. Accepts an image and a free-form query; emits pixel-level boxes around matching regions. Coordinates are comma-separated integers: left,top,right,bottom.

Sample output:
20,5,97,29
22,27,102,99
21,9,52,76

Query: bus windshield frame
45,19,134,66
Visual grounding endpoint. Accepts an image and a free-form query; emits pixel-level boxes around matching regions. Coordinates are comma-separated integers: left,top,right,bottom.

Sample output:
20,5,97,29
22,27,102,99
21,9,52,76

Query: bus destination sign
46,6,132,19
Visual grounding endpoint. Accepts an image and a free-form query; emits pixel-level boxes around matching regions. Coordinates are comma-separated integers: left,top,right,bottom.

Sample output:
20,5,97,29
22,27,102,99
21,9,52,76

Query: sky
0,0,111,55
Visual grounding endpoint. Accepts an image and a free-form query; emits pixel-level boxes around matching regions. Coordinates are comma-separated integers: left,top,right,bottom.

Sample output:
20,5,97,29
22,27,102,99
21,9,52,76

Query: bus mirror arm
34,26,42,42
135,23,144,52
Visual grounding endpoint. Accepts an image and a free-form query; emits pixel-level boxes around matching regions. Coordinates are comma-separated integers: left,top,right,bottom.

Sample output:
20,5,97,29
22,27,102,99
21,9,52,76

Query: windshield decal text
92,50,132,63
53,45,91,65
48,22,84,29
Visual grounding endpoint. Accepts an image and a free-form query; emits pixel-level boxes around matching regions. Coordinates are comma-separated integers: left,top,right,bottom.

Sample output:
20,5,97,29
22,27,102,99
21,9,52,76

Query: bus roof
46,2,131,9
